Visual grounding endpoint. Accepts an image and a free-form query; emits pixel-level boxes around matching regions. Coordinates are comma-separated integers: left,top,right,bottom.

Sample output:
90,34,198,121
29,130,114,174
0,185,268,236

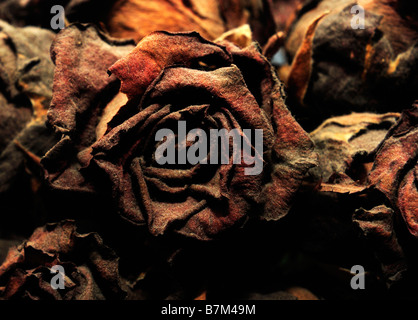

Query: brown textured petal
215,24,253,49
47,23,135,136
108,31,232,99
286,12,327,107
310,112,400,184
260,61,318,220
42,24,134,193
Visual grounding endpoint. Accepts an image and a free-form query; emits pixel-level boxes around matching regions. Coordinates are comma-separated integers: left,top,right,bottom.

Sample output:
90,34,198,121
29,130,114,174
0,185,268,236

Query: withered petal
109,31,232,99
310,112,400,183
47,23,135,136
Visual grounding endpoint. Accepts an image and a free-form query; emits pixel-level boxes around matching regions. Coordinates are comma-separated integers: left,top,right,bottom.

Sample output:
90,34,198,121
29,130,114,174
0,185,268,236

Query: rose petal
109,31,233,99
48,23,135,136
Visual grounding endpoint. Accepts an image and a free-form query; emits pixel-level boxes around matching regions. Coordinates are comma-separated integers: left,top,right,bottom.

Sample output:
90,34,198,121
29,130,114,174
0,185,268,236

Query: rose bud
0,220,126,300
42,28,317,241
279,0,418,128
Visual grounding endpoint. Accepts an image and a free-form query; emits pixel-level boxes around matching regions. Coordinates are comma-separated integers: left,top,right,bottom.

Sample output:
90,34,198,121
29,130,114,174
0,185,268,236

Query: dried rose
0,220,126,300
368,103,418,238
280,0,418,126
351,103,417,287
43,30,317,241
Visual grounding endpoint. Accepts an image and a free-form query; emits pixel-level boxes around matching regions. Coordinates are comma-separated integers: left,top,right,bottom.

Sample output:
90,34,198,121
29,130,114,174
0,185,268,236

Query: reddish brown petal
286,13,327,107
261,62,317,221
41,24,134,193
369,105,418,237
48,23,135,136
109,31,232,99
